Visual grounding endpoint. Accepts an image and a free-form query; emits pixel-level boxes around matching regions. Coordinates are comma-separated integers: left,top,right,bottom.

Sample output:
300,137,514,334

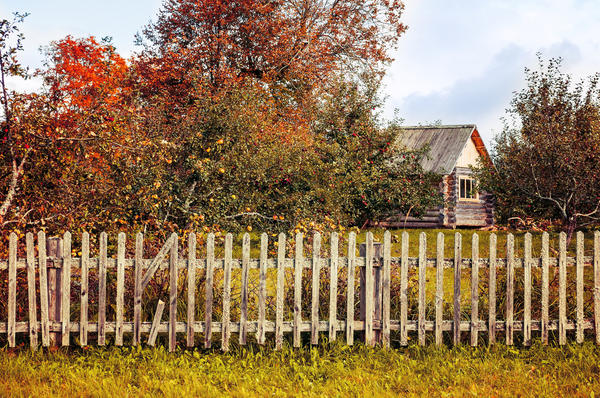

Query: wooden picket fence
1,230,600,351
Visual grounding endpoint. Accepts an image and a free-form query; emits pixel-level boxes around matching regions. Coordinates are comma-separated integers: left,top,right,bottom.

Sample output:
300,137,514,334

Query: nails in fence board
576,231,584,344
240,233,250,346
523,233,532,346
435,232,444,346
221,234,233,351
61,232,72,347
115,232,125,346
134,233,144,346
312,232,322,345
147,300,165,347
400,231,409,346
594,231,600,345
169,233,178,352
506,233,514,346
98,232,107,346
294,233,303,347
80,232,89,347
382,231,391,348
257,233,268,345
26,232,38,349
275,233,286,350
559,232,567,345
471,233,479,347
488,233,497,345
329,232,339,342
204,233,215,349
8,233,17,348
453,232,462,346
418,232,426,346
38,231,49,347
187,232,196,347
541,232,549,345
346,232,356,346
364,232,374,346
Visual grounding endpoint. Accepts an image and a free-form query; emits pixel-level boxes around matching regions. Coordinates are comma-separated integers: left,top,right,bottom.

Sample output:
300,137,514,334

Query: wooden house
375,124,494,228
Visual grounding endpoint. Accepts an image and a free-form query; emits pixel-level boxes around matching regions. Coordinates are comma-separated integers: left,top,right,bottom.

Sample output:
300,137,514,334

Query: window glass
459,177,476,200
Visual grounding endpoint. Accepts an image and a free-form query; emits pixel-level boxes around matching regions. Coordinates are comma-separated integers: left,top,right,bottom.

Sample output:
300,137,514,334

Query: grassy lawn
1,342,599,397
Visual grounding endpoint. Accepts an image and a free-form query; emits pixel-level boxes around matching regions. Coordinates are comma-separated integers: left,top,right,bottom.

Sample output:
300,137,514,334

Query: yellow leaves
219,168,225,174
231,194,237,199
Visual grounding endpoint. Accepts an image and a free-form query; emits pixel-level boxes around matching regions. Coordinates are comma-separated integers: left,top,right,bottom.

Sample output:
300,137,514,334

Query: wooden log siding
2,231,600,349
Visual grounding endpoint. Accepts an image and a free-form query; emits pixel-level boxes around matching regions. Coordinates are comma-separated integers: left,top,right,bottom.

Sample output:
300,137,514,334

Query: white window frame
458,176,478,201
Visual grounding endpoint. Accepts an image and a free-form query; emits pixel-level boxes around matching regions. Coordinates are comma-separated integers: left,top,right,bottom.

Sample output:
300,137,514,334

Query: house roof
395,124,488,174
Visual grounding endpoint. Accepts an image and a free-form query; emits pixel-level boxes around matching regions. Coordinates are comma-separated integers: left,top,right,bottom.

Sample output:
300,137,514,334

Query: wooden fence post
359,240,382,344
47,237,62,347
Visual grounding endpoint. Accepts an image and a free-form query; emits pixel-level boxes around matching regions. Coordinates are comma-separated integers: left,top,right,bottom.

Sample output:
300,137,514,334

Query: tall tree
0,12,31,226
475,56,600,239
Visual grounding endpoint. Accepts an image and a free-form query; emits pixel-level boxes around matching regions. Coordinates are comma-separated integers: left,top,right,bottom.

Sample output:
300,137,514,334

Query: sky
3,0,600,145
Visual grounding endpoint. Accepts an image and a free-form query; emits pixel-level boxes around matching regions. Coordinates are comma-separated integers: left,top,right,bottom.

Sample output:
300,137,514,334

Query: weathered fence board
2,230,600,350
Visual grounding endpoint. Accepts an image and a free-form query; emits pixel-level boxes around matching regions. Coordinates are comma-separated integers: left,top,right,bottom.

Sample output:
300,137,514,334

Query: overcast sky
3,0,600,145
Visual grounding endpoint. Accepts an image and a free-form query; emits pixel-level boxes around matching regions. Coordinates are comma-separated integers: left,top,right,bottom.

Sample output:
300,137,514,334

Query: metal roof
395,124,477,174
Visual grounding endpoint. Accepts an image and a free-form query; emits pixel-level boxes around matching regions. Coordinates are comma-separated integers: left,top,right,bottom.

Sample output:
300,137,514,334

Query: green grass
1,342,599,397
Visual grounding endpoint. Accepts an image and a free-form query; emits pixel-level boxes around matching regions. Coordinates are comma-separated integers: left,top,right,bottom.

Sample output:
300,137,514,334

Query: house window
459,177,478,200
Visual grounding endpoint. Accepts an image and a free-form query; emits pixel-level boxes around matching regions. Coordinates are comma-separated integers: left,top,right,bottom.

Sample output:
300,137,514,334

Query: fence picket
559,232,567,345
382,231,391,348
26,233,38,349
435,232,444,346
400,231,409,346
134,233,143,346
222,233,233,351
204,233,215,349
312,232,322,345
595,231,600,345
38,232,49,347
488,233,497,345
147,300,165,347
418,232,426,346
471,233,479,347
506,233,514,345
239,233,250,345
453,232,462,345
541,232,549,344
115,232,125,346
523,232,532,346
187,233,196,347
98,232,107,346
294,233,303,347
169,233,178,352
576,231,584,344
257,233,268,345
346,232,356,345
275,233,286,350
8,233,17,347
80,232,89,346
364,232,374,346
329,232,339,342
61,232,72,346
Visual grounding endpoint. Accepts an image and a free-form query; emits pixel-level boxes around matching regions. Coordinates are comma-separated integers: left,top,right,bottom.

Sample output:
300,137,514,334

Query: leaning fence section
1,230,599,350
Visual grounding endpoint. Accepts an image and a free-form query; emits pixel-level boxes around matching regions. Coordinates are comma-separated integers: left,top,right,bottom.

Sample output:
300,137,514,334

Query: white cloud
383,0,600,145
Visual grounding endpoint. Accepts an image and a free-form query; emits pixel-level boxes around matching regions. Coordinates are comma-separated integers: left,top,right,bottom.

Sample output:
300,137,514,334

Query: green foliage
1,343,600,396
474,56,600,236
